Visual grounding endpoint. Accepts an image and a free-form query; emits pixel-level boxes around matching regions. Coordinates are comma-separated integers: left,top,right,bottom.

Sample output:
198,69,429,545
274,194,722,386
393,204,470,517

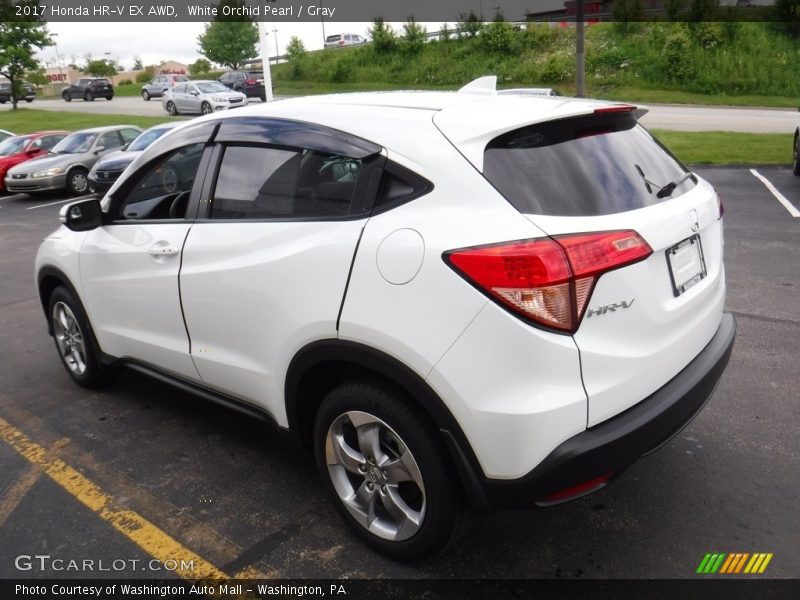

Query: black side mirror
59,198,104,231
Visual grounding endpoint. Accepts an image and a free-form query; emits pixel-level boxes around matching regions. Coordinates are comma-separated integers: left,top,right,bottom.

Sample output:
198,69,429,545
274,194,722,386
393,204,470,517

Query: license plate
666,234,706,297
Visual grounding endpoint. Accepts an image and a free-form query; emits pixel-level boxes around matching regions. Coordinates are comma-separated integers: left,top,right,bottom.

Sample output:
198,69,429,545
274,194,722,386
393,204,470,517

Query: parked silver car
141,74,190,101
162,81,247,116
5,125,142,195
324,33,367,48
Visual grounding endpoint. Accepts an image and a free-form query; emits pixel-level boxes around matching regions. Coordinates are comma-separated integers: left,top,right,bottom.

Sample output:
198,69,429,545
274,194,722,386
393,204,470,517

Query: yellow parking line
0,415,230,581
0,465,42,528
0,437,70,528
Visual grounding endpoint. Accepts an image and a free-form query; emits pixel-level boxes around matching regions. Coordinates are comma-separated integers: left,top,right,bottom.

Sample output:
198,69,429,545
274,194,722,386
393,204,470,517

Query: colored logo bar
696,553,773,574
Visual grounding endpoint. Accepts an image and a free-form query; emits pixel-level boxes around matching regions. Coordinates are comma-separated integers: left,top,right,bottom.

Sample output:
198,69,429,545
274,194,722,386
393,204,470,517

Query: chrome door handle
148,244,180,257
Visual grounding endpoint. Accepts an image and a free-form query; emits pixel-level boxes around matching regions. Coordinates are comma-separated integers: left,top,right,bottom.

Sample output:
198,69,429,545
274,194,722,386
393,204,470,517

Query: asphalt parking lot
0,166,797,580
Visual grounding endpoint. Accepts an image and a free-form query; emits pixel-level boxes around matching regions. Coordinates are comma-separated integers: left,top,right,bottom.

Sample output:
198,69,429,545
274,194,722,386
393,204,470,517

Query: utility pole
576,0,585,98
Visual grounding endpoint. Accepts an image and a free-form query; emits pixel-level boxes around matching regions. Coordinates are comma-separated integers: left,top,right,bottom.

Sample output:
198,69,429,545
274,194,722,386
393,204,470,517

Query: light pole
272,24,279,62
320,0,326,44
257,21,274,102
51,33,64,79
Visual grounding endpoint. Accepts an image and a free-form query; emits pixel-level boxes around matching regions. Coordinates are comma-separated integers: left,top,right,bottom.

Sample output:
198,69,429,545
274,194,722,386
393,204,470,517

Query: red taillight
444,231,652,333
245,79,257,85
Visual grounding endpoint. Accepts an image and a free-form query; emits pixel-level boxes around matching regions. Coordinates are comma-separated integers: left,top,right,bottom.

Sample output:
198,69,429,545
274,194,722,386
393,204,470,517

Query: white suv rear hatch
435,102,725,427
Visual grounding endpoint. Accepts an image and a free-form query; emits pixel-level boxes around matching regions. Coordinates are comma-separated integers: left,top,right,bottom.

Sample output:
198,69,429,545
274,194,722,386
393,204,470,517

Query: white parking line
25,194,95,210
749,169,800,218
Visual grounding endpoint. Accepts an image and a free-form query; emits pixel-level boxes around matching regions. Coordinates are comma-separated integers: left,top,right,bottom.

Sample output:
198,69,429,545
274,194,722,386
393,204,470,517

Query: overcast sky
38,21,414,71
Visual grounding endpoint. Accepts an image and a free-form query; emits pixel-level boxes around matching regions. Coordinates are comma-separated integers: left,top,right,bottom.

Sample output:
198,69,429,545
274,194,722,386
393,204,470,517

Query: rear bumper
475,311,736,509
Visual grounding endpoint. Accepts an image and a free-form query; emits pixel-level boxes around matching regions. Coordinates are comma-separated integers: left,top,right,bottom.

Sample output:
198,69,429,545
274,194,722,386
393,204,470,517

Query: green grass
590,87,800,109
653,130,790,165
1,108,183,133
273,22,800,107
114,83,142,97
1,110,788,166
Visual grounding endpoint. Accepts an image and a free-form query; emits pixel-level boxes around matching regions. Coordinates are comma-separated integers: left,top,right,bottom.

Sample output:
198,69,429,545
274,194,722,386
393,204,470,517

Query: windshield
196,82,228,93
128,127,172,152
52,132,97,154
0,135,32,156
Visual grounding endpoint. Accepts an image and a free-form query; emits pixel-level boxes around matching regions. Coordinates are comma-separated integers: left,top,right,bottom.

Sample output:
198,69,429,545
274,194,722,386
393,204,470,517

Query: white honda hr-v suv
36,77,735,560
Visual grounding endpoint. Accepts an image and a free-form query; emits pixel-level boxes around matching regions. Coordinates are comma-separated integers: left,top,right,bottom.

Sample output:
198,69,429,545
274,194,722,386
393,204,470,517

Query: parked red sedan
0,131,69,192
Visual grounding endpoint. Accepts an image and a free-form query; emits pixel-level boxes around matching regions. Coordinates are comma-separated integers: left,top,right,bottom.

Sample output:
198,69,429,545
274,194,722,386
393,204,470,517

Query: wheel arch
37,266,80,336
285,339,490,509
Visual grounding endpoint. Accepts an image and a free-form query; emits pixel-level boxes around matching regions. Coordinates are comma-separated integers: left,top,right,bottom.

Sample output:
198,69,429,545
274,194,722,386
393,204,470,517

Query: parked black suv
218,70,265,101
62,78,114,102
0,82,36,104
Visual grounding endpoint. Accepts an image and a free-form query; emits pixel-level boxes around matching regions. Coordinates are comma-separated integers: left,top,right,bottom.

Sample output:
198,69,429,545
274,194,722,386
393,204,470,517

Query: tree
0,0,52,109
85,59,117,78
401,18,427,54
197,0,258,69
774,0,800,38
369,18,396,54
614,0,644,33
688,0,720,21
286,36,306,61
189,58,212,76
132,55,144,70
456,10,483,38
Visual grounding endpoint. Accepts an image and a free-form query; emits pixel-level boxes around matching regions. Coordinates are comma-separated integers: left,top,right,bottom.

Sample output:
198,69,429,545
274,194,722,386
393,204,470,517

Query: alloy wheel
52,301,87,376
325,410,426,542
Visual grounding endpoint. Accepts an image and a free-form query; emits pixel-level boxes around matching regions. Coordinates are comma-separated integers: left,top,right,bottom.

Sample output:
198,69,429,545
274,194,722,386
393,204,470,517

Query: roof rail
458,76,497,96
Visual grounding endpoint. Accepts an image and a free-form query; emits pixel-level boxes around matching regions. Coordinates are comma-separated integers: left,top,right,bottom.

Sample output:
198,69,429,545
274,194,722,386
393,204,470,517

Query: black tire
105,95,113,101
313,381,469,561
25,98,33,103
793,133,800,176
201,101,212,115
166,101,178,116
62,91,71,102
142,89,150,101
85,91,93,101
66,167,89,195
0,100,5,104
48,286,108,389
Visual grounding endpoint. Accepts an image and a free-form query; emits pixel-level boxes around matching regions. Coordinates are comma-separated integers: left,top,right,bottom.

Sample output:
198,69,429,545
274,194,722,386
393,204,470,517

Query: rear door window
483,113,696,217
209,145,363,220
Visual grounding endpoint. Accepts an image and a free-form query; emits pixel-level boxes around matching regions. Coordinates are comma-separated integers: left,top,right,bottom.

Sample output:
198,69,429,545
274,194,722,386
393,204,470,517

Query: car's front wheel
49,286,108,388
62,91,71,102
66,167,89,195
314,381,469,561
201,101,212,115
142,90,150,101
166,101,178,116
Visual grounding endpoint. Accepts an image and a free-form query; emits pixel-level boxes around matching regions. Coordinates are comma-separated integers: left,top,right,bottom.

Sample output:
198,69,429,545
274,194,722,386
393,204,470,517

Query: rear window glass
483,114,695,217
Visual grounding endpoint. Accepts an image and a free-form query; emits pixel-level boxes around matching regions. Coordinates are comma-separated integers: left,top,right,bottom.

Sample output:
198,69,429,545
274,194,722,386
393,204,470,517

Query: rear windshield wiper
656,172,695,198
635,164,660,194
